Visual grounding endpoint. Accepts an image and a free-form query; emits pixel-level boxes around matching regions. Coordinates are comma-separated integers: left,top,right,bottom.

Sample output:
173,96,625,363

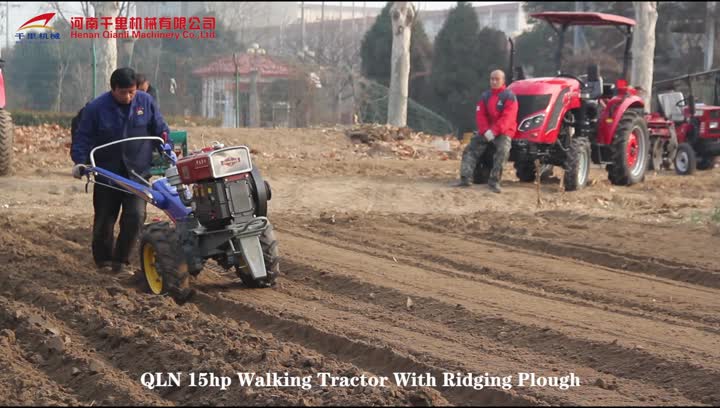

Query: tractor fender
250,166,269,217
597,95,645,145
0,70,6,109
238,235,268,280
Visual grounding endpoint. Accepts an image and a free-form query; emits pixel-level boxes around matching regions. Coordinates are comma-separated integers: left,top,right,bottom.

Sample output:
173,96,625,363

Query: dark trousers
460,134,512,184
92,183,147,267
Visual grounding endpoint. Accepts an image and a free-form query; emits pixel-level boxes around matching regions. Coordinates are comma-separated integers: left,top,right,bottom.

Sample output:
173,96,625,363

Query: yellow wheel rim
142,243,163,295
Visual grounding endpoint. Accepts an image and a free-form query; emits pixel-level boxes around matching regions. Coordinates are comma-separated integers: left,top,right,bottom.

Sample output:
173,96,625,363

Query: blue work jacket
71,90,170,180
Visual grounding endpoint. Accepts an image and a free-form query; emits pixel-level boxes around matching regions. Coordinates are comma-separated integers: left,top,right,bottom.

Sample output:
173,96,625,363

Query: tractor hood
507,77,581,142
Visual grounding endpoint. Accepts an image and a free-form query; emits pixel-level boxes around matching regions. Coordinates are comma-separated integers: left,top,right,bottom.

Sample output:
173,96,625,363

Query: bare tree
90,2,119,93
387,2,415,127
54,42,73,112
631,1,657,110
51,2,120,95
705,1,717,70
206,2,268,44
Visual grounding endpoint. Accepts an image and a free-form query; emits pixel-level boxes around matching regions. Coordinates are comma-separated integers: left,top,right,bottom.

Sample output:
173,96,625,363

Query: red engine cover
177,152,212,184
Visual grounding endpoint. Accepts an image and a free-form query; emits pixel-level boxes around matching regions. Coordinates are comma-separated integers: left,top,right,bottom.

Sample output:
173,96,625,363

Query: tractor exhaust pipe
508,37,515,84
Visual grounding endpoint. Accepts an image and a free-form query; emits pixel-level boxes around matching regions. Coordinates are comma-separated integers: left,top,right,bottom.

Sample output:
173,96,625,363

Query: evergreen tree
429,1,484,134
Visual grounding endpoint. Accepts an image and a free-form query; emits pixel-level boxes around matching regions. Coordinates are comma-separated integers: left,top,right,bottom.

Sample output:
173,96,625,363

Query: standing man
135,73,158,103
71,67,170,274
456,69,518,193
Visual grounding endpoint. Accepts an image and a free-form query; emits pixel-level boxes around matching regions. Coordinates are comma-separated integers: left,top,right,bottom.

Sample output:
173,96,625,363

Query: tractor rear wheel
136,222,193,301
607,111,649,186
235,223,280,288
0,109,13,176
564,137,591,191
674,143,697,175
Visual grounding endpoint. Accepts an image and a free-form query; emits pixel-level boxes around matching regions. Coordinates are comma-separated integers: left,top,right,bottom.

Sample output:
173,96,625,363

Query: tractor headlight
710,121,719,129
520,114,545,131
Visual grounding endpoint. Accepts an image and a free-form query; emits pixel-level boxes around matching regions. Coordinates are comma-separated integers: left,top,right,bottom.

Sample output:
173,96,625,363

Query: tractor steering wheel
556,73,586,87
676,99,687,108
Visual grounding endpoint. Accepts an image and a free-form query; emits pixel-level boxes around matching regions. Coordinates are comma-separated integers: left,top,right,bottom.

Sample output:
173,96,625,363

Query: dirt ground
2,125,720,406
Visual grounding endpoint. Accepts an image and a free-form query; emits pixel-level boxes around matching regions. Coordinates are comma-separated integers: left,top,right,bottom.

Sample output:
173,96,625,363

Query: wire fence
354,76,455,136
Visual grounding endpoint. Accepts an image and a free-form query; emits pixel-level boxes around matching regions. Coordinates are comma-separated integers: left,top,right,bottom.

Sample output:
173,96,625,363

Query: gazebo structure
193,52,292,128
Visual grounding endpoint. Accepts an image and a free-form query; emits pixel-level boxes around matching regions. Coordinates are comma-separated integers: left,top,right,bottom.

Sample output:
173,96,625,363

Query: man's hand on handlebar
72,164,87,179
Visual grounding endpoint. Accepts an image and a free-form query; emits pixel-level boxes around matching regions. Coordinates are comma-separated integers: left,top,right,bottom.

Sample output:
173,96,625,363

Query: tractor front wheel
674,143,697,175
514,161,537,182
697,156,715,171
136,222,192,301
607,111,649,186
564,137,591,191
0,109,14,176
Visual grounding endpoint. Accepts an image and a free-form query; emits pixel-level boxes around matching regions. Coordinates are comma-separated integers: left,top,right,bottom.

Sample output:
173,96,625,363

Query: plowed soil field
2,126,720,406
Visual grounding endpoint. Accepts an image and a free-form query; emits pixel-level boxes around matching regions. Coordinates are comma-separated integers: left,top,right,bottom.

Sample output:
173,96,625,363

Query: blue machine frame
86,136,191,222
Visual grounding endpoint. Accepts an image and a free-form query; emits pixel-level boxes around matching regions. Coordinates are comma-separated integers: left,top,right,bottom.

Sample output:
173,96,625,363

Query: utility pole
573,1,583,55
301,1,305,52
320,2,324,57
6,1,9,56
233,53,239,128
363,2,367,33
338,2,343,34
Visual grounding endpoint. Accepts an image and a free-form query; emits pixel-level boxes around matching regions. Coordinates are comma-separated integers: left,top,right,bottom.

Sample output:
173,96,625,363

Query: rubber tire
135,222,193,301
607,111,649,186
0,109,14,176
564,137,591,191
236,223,280,288
697,156,715,171
674,143,697,176
514,161,537,182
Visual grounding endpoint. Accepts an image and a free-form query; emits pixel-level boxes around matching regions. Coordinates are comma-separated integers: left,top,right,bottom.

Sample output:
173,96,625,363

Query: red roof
530,12,636,27
193,54,291,78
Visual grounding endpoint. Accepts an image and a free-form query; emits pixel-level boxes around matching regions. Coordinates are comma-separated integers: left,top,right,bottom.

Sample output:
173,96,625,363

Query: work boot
454,177,471,187
111,262,132,275
96,261,112,273
488,182,502,194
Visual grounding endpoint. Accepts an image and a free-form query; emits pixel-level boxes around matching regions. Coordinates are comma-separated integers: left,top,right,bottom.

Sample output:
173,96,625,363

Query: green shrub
10,110,222,129
11,110,75,128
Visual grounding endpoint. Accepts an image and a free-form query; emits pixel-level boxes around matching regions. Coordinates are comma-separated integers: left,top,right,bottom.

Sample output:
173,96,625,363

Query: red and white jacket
476,85,519,138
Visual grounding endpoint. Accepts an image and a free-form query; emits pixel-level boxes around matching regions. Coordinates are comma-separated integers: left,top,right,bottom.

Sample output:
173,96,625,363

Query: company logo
220,156,244,167
69,16,216,40
16,12,61,41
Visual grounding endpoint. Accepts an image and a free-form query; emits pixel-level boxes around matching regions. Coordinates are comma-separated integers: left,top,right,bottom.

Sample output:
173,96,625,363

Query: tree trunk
705,2,716,71
631,1,657,110
387,2,415,127
92,2,119,92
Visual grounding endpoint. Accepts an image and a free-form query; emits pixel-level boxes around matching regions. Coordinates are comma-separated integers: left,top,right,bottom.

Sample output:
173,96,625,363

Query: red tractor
0,58,11,176
647,69,720,175
474,12,650,191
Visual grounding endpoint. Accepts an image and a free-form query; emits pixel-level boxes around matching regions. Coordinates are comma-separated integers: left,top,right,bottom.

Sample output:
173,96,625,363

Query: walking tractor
474,12,650,190
78,136,279,301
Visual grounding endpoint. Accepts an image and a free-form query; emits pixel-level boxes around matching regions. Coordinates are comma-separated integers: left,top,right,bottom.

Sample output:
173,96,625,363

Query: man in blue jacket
71,67,170,274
